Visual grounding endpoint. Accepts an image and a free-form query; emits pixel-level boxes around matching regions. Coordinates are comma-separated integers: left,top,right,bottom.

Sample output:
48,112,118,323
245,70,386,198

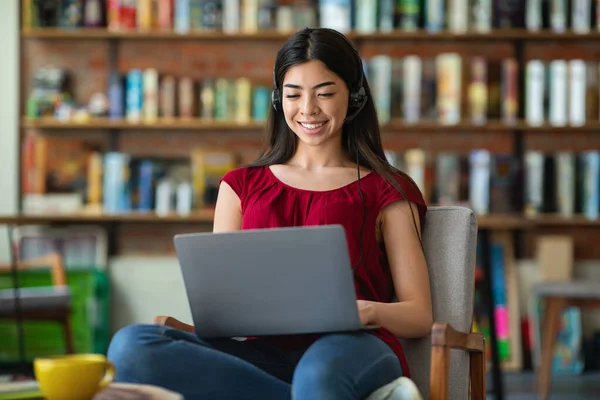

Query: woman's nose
300,96,319,115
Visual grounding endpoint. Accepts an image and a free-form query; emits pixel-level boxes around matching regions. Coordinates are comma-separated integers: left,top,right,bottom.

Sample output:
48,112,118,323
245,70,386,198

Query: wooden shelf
21,28,600,41
1,211,599,229
21,117,600,132
0,210,215,225
21,117,266,131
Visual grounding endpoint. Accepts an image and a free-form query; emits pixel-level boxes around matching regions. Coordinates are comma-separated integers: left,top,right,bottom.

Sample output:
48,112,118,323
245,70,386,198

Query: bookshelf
16,3,600,398
21,116,600,132
21,27,600,41
2,212,600,228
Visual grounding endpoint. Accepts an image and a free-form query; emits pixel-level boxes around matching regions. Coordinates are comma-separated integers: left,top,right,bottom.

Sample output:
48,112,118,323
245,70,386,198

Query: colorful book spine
252,86,270,121
448,0,468,32
242,0,259,33
569,60,587,126
502,59,519,125
319,0,352,33
469,57,488,125
436,53,462,125
138,160,154,212
235,77,252,123
472,0,492,32
370,55,392,124
491,243,511,361
214,78,229,120
550,0,567,32
426,0,445,32
556,152,575,217
179,77,195,119
582,151,600,220
403,56,422,124
355,0,378,33
572,0,591,33
190,0,203,30
160,75,176,118
525,60,545,126
469,150,491,215
103,152,130,213
526,0,542,30
157,0,174,30
126,69,143,123
399,0,420,31
202,0,223,30
378,0,395,31
525,151,545,216
200,79,215,119
143,68,159,123
174,0,191,33
549,60,568,126
222,0,240,33
137,0,153,30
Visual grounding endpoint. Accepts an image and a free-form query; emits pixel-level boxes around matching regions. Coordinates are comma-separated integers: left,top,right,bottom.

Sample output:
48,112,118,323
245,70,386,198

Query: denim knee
107,324,165,382
292,356,350,399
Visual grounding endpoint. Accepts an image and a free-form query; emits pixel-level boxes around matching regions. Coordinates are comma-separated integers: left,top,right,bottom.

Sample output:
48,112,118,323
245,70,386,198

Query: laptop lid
173,225,361,338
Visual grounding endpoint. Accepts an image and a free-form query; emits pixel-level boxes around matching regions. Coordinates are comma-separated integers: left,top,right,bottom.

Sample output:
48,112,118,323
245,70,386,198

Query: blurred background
1,0,600,399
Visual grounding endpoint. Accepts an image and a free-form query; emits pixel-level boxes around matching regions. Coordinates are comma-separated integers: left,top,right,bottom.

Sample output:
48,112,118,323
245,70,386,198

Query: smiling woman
107,27,430,400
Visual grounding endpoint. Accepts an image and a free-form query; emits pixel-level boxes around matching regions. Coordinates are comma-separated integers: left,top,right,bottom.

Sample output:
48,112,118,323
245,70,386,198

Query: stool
534,281,600,399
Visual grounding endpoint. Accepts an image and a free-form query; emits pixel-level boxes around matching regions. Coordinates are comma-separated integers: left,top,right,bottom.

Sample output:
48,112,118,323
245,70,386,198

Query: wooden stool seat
534,281,600,299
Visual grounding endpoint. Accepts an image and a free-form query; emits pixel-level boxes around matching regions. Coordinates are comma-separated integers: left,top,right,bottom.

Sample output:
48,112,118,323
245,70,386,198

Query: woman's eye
319,93,334,97
285,94,299,99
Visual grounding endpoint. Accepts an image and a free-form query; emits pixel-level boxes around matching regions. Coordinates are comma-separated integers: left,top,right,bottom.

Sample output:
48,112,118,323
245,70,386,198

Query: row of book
30,56,600,126
525,60,599,127
21,131,600,221
107,69,271,123
385,148,600,219
366,55,600,126
23,0,600,34
26,66,273,123
20,132,238,214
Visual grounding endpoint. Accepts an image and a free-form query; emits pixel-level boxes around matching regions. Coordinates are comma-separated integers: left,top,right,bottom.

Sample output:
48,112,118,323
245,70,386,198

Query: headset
271,28,369,273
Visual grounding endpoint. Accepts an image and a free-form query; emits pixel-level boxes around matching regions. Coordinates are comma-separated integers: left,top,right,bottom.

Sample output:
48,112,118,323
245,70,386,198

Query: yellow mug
34,354,115,400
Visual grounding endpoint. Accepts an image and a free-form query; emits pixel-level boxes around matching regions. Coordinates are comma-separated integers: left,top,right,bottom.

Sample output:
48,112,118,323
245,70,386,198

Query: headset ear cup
271,89,281,111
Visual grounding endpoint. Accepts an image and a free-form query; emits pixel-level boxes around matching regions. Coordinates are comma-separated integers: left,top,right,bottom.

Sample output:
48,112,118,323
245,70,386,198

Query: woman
107,27,432,400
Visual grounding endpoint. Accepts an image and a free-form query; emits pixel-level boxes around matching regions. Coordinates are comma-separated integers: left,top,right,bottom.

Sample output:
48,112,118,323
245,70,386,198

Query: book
525,60,545,126
549,60,568,126
436,53,462,125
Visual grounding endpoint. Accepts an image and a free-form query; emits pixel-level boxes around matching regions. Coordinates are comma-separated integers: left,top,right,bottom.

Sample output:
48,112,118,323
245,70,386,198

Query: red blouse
220,165,427,378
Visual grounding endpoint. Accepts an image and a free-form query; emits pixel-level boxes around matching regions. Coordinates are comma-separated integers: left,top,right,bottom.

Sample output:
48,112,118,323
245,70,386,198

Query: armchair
156,206,484,399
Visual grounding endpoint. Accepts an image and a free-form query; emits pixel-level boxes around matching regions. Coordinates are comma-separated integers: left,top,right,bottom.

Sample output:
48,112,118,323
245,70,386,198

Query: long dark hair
247,27,424,237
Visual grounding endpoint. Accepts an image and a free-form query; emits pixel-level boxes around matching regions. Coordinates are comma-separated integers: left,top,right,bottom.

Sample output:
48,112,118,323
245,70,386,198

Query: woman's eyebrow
283,81,337,90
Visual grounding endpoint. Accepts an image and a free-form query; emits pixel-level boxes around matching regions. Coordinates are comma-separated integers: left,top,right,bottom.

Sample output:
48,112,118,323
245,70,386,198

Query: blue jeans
107,324,403,400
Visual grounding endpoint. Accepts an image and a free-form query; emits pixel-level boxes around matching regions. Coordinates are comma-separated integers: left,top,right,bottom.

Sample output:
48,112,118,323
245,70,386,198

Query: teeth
301,122,325,129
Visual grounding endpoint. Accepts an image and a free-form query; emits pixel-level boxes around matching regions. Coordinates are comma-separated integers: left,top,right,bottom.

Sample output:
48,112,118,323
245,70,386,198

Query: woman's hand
357,300,377,326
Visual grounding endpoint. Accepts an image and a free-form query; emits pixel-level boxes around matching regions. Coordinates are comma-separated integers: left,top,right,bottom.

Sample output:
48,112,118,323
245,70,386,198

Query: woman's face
281,59,349,148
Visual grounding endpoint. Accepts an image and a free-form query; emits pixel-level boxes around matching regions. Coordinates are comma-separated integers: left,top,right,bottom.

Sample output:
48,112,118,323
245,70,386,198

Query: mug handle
98,361,115,390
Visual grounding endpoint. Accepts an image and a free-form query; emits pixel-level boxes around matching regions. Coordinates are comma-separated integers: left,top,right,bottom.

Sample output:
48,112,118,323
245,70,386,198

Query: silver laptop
173,225,375,338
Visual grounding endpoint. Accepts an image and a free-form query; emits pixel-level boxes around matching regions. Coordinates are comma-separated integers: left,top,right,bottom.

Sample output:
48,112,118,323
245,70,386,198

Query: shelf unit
21,27,600,41
21,116,600,132
2,211,600,228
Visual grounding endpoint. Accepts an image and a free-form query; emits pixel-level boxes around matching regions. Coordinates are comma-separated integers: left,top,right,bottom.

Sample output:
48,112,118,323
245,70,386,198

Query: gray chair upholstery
399,206,478,399
0,285,71,313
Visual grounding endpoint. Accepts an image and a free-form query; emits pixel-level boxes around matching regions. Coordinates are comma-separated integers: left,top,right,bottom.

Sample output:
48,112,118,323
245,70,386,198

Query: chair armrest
154,316,195,334
431,322,485,352
0,252,66,287
429,322,486,400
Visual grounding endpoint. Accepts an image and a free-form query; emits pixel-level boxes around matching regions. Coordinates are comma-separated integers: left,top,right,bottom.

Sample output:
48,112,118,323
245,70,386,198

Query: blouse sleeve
219,167,248,201
378,172,428,224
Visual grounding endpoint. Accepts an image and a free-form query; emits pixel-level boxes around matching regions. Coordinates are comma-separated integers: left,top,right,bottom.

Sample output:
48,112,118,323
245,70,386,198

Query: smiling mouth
299,121,327,129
